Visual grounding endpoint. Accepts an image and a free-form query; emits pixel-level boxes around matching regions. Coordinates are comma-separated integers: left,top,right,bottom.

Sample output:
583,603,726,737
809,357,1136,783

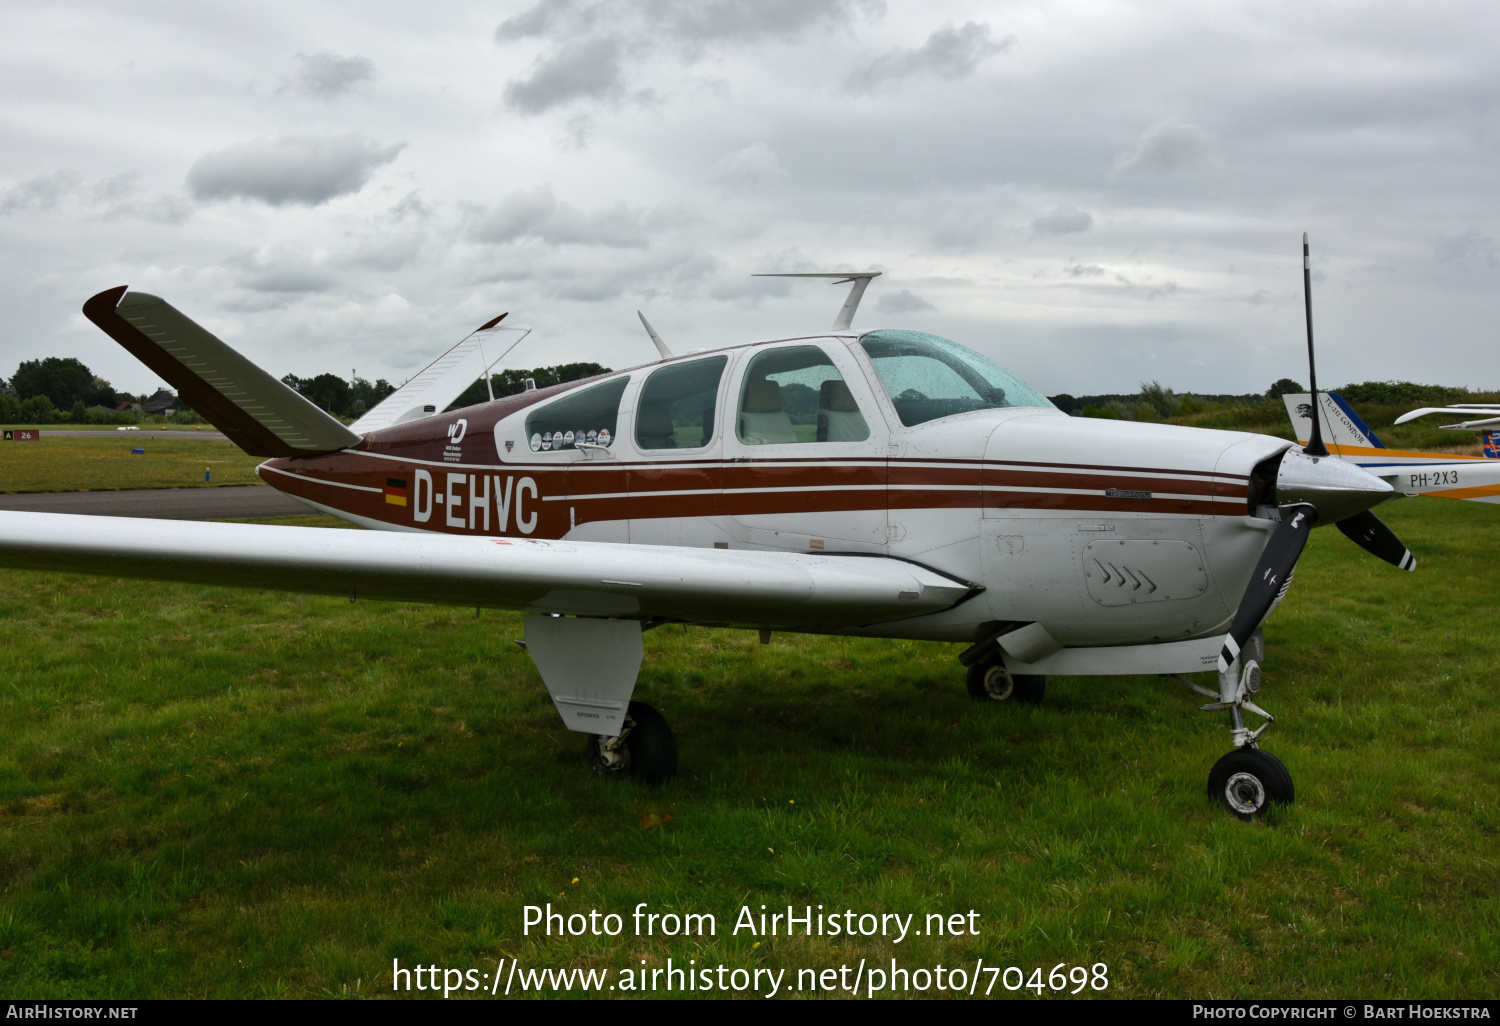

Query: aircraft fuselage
259,331,1292,650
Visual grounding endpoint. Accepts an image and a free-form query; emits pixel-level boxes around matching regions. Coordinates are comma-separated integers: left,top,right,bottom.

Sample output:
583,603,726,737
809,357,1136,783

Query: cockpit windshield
857,330,1053,427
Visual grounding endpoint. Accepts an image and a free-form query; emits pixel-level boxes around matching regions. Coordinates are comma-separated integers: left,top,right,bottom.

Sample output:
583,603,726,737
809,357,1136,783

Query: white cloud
1110,119,1209,177
1434,226,1497,269
1,170,81,214
876,288,936,314
1032,205,1094,236
470,185,652,249
844,22,1013,93
504,36,626,113
712,143,787,185
285,52,374,99
186,136,404,207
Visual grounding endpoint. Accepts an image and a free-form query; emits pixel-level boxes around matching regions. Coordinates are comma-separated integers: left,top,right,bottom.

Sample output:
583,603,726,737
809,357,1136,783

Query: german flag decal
384,477,408,506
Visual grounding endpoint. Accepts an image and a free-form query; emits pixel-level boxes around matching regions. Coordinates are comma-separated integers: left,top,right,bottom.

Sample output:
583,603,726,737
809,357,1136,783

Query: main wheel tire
586,702,678,784
1207,747,1294,820
1013,674,1046,705
966,658,1013,701
965,658,1046,704
624,701,677,784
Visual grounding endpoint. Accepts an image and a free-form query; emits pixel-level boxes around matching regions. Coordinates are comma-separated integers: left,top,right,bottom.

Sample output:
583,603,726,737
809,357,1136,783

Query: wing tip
81,285,129,323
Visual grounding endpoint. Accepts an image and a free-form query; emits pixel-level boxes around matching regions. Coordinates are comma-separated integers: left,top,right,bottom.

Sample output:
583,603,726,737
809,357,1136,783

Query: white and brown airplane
0,268,1414,819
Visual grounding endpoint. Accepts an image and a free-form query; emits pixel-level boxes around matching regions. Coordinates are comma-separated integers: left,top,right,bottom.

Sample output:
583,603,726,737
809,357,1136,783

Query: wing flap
83,287,361,457
0,512,977,628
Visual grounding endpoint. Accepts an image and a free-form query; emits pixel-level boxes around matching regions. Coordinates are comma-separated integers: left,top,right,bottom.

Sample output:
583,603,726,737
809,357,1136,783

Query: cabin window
858,330,1053,427
525,377,629,452
635,356,728,450
736,345,871,445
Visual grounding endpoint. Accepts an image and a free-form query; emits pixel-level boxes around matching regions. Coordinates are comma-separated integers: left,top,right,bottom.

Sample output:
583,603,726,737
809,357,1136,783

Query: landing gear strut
587,701,677,785
1173,630,1294,820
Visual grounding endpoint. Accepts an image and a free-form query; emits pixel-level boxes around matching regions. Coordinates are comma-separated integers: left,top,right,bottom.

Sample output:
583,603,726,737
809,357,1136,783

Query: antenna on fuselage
752,271,883,331
637,310,673,359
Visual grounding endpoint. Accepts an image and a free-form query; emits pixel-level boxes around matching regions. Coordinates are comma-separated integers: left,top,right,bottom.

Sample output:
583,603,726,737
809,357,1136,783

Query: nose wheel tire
586,701,677,785
965,658,1045,704
1208,747,1294,820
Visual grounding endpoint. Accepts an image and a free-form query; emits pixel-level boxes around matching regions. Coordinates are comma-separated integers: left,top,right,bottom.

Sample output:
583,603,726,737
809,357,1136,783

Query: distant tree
1080,404,1119,419
1336,380,1465,405
0,393,21,423
1049,393,1080,415
1265,378,1305,399
348,376,395,414
20,394,61,424
299,373,352,414
11,357,104,410
448,363,612,411
1139,380,1179,417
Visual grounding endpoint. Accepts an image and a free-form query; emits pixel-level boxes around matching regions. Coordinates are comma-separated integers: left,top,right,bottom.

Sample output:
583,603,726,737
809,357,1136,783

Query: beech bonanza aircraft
1283,392,1500,506
0,248,1417,819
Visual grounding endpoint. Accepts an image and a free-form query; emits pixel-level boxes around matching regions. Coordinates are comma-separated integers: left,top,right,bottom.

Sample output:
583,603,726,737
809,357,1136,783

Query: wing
1393,405,1500,429
83,287,361,457
0,512,978,629
348,318,531,434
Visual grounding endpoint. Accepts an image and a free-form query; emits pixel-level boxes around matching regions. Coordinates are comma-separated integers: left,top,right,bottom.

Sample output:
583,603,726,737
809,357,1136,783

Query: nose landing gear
1172,630,1294,820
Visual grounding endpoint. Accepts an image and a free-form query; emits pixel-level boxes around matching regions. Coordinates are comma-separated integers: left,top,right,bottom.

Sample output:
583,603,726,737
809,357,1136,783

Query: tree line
1048,378,1477,422
1,354,611,425
3,354,1474,428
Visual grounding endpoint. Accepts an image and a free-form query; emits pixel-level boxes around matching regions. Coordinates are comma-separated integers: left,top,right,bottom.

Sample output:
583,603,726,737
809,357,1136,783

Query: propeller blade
1302,233,1329,458
1336,510,1417,571
1217,504,1319,672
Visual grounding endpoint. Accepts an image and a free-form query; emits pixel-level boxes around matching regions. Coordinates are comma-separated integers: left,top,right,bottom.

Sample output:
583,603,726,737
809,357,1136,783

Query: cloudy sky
2,0,1497,399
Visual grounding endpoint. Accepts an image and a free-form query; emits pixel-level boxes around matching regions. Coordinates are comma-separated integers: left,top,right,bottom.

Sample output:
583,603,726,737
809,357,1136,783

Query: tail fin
83,287,361,457
1485,432,1500,459
1281,392,1385,454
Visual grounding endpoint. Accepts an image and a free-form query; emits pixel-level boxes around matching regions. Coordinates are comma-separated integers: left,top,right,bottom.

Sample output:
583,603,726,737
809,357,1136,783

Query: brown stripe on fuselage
260,452,1249,535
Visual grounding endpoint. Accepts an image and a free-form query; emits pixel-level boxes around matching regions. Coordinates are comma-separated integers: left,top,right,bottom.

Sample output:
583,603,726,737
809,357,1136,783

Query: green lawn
0,500,1496,999
0,436,266,493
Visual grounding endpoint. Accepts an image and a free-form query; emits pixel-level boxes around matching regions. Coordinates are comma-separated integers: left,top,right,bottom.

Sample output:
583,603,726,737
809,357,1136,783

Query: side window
634,355,728,451
737,345,871,445
525,377,628,452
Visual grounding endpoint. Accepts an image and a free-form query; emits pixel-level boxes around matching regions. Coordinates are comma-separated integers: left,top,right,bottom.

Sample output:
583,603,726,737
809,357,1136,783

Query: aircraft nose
1274,448,1394,524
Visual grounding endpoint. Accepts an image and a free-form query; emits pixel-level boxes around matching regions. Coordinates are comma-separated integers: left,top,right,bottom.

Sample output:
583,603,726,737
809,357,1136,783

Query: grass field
0,436,265,493
0,499,1496,1000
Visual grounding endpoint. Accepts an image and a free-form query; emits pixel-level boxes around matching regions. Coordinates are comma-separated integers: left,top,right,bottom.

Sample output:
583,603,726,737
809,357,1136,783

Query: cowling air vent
1083,539,1208,606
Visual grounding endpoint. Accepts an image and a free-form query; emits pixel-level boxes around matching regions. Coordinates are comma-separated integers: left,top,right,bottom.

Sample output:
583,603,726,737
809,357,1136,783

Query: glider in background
1283,392,1500,506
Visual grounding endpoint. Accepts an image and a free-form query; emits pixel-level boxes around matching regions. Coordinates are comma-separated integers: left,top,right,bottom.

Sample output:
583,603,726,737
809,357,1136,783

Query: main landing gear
964,652,1046,704
1172,630,1294,821
586,701,678,785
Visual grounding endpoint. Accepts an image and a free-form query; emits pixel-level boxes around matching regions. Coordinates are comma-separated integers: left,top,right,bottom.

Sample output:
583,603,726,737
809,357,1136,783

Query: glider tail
1281,392,1386,456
